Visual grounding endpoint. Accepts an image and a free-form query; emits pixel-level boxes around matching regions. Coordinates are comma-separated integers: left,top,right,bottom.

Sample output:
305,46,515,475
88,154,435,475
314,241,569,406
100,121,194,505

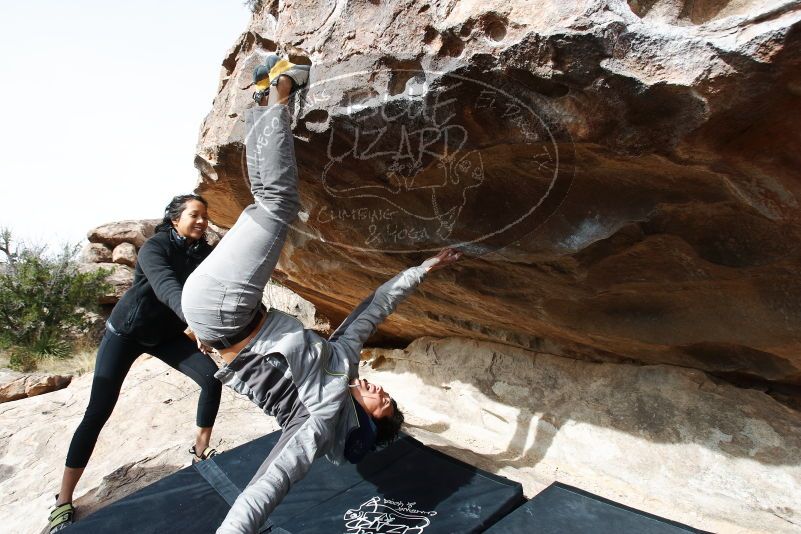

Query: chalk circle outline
240,65,574,254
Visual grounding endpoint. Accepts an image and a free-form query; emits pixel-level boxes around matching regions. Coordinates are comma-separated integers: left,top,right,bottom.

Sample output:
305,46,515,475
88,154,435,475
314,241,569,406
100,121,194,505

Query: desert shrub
244,0,264,14
0,228,110,371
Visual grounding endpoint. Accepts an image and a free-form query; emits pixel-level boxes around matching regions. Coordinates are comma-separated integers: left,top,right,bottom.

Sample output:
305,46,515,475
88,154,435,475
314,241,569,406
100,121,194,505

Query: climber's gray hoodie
215,264,428,534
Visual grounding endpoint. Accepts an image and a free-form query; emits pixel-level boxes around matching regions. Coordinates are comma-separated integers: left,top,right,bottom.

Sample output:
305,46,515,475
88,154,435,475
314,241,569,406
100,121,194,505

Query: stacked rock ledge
80,220,159,304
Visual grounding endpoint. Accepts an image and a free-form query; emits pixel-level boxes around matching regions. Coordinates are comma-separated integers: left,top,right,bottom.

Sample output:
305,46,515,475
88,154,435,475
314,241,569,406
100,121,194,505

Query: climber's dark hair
154,194,208,233
373,399,404,448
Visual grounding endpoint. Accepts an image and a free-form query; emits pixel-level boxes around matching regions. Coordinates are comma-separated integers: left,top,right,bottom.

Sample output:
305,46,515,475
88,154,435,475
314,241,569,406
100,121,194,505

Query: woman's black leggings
65,329,222,468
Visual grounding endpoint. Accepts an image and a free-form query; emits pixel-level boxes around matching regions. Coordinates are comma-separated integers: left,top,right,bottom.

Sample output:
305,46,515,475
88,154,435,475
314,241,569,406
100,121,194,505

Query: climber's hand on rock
422,247,462,272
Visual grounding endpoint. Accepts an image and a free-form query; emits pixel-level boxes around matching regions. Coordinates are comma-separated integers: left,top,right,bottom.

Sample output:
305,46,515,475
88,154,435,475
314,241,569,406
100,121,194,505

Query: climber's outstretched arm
328,248,462,365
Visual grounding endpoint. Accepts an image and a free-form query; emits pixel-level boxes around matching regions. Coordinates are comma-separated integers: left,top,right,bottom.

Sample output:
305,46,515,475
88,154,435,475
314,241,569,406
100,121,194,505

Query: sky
0,0,252,250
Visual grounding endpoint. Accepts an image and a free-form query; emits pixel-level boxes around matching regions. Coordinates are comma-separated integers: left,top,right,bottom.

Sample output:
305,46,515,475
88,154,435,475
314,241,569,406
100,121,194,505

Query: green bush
244,0,264,14
0,228,110,371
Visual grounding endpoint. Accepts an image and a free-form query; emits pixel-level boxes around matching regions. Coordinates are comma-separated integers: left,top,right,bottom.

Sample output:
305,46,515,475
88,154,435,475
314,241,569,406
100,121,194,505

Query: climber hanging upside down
181,55,461,534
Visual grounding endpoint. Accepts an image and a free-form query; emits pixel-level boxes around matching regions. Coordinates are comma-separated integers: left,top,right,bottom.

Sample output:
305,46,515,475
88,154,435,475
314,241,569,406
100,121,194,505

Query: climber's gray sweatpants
183,105,300,346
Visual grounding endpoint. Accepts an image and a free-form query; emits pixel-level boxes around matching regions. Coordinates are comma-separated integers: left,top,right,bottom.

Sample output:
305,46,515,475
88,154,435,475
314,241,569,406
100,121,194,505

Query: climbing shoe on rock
252,54,310,102
190,445,219,464
48,500,75,533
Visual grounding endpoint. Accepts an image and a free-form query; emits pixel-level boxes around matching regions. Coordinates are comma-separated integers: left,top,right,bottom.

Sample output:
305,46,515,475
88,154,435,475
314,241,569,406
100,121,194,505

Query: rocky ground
2,337,799,534
365,337,801,533
0,357,277,534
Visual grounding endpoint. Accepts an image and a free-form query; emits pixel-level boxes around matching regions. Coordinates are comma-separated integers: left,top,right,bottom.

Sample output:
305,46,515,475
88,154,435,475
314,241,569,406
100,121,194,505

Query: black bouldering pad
66,431,524,533
485,482,708,533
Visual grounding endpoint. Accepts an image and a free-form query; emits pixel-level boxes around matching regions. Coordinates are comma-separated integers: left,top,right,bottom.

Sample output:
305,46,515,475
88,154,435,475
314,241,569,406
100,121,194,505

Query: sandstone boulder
80,243,112,264
205,221,226,247
87,220,158,249
263,281,329,333
0,371,72,403
360,337,801,534
194,1,801,387
111,243,137,267
79,263,134,304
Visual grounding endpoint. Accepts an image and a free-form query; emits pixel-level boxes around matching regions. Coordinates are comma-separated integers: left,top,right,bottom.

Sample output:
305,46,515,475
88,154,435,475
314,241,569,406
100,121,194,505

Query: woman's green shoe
48,501,75,532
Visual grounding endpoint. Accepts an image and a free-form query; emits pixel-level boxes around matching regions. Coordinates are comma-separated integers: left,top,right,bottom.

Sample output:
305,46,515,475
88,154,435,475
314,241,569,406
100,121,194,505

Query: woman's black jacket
107,229,212,346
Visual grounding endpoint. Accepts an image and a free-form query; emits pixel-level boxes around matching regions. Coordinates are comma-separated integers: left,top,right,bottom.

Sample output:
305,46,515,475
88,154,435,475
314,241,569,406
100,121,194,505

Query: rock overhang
194,0,801,385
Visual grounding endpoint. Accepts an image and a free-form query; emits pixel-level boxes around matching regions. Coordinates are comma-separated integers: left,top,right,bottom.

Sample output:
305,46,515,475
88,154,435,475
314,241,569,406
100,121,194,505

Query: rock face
111,242,137,267
80,243,112,264
78,262,134,305
361,337,801,533
0,371,72,403
86,220,158,249
263,281,330,333
82,220,158,304
195,1,801,387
